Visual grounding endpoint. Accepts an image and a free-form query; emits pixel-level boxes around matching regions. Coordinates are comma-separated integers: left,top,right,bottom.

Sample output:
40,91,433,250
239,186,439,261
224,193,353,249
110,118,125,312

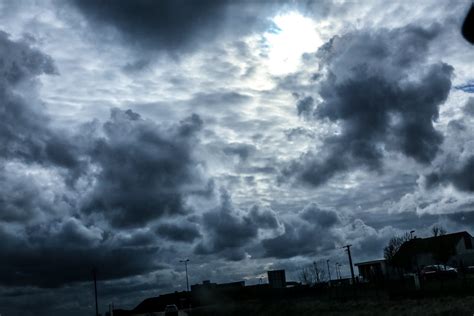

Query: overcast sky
1,0,473,315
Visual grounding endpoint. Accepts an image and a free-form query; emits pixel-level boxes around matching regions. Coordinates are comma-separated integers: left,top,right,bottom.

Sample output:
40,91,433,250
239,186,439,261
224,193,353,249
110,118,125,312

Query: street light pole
179,259,190,292
326,259,331,285
92,268,99,316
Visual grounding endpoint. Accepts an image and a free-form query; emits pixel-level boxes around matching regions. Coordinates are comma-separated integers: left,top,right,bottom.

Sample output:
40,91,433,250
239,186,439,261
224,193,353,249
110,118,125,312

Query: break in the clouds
1,0,474,315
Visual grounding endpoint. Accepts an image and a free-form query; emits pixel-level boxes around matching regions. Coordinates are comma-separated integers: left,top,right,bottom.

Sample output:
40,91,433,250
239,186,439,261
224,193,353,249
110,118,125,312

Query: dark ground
185,296,474,316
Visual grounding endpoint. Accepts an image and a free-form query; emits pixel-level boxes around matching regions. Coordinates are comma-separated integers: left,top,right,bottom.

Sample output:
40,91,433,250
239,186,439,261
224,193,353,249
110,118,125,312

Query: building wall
267,270,286,288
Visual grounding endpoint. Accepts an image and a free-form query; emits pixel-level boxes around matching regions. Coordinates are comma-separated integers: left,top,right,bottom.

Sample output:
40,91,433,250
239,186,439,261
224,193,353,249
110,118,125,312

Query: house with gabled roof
391,231,474,272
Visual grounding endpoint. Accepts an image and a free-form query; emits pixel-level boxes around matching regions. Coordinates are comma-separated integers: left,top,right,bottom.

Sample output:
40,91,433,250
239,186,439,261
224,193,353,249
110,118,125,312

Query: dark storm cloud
0,220,161,288
262,204,340,259
285,25,453,187
0,30,216,294
195,191,257,260
195,191,280,260
0,31,80,172
71,0,277,54
300,203,340,228
0,168,57,223
156,222,201,242
261,223,323,259
82,109,209,228
249,205,280,230
425,156,474,192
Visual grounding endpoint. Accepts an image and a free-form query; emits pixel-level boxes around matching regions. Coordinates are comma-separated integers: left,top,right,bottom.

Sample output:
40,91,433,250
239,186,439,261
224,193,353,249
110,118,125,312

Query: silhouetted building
392,231,474,272
355,259,397,281
267,270,286,288
191,280,245,292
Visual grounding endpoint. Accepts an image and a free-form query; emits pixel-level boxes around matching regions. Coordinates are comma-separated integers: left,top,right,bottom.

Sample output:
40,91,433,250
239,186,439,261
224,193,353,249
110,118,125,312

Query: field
186,296,474,316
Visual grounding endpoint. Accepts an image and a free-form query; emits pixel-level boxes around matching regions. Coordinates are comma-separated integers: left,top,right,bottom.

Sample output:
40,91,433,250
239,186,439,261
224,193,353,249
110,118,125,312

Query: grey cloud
0,168,58,223
262,204,341,259
285,24,453,186
71,0,277,54
261,204,402,261
285,127,315,141
261,223,322,259
426,156,474,192
195,191,280,260
82,109,210,228
156,222,201,243
0,31,155,290
300,203,340,228
0,31,56,84
296,96,314,117
464,97,474,116
0,221,161,288
192,91,252,108
0,31,81,173
195,192,257,260
222,142,256,161
249,205,280,230
0,31,217,294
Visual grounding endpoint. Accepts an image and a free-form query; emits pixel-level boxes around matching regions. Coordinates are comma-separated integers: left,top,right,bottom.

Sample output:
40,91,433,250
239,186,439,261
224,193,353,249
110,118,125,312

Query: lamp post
92,268,99,316
326,259,331,285
179,259,190,292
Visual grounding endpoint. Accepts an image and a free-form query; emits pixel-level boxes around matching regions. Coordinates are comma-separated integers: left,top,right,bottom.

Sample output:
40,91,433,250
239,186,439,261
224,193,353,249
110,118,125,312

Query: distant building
267,270,286,288
392,231,474,272
191,280,245,292
355,259,397,281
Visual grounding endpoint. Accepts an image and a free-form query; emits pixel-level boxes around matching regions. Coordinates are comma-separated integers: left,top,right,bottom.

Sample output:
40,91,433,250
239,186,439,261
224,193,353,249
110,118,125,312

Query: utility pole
92,268,99,316
326,259,331,285
343,244,356,285
179,259,190,292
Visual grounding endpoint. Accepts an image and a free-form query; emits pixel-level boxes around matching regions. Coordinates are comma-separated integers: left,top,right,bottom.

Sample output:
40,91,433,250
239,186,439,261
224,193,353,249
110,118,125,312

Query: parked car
420,265,457,280
164,304,179,316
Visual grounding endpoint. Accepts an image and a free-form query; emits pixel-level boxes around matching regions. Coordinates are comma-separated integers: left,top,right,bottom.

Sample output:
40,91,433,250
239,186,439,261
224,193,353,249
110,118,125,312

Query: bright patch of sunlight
264,12,322,75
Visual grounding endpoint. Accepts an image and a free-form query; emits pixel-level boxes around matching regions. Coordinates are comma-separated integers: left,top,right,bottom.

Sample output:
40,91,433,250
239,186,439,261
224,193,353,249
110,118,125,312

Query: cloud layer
286,25,453,186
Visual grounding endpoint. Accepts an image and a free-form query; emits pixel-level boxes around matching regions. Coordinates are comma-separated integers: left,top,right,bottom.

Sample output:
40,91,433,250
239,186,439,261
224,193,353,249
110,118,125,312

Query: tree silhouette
431,225,447,237
383,232,412,264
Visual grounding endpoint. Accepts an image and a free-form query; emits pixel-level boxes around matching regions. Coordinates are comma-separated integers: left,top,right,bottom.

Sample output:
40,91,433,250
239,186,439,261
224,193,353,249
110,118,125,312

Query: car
420,265,457,280
164,304,179,316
